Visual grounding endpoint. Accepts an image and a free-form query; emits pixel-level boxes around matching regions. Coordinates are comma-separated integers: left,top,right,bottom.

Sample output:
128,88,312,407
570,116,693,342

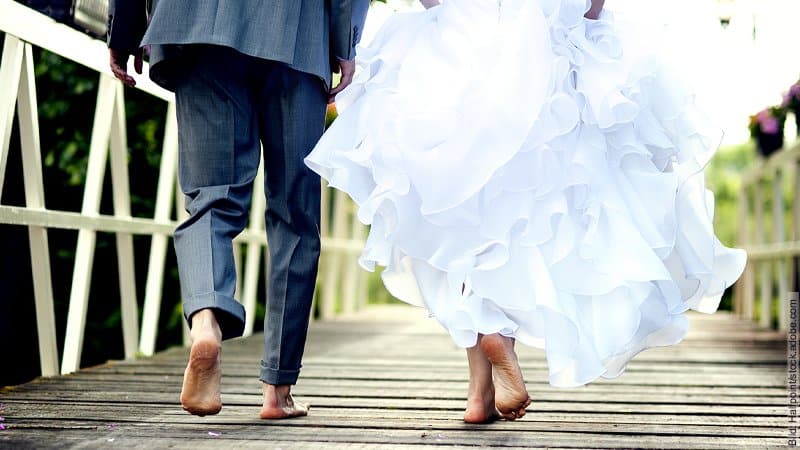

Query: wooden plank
17,368,789,387
1,401,786,427
8,382,786,408
0,415,785,438
14,374,789,398
9,369,788,395
0,422,783,449
78,363,785,387
0,437,440,450
92,350,791,367
0,390,784,417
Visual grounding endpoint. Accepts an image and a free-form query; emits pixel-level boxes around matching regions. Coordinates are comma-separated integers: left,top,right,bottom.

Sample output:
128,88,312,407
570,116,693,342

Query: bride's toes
499,409,518,421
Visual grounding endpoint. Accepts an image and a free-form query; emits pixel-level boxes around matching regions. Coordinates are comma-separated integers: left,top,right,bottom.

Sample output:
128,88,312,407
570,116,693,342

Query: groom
107,0,368,418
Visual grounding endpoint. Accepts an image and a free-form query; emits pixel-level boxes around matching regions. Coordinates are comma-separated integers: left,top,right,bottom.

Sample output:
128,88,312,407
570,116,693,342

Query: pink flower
761,116,779,134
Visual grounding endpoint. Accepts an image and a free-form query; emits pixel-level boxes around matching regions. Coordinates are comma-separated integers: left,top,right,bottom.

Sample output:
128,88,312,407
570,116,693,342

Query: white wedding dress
304,0,747,387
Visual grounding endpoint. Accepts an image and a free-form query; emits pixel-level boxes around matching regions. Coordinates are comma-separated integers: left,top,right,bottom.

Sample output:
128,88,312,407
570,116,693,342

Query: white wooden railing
0,0,369,378
734,135,800,332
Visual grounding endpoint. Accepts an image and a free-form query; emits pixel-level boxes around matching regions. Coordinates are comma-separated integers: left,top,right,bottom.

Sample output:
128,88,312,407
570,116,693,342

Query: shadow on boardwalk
0,305,788,449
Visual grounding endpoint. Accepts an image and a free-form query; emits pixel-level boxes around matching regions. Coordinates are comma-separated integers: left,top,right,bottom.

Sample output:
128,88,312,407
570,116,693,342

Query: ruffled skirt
304,0,747,387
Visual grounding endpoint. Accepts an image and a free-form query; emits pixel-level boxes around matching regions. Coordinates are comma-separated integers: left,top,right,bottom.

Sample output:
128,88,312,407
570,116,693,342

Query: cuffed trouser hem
259,362,301,385
183,292,246,341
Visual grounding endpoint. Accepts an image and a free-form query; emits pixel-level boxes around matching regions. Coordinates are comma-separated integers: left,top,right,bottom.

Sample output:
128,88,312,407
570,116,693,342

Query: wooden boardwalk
0,305,789,449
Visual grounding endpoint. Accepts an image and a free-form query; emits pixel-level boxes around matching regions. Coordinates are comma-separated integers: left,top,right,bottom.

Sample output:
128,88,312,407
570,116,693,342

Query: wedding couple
108,0,746,424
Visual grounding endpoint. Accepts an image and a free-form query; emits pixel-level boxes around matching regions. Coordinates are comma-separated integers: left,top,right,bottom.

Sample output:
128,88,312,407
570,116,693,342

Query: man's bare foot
180,309,223,416
464,344,500,424
260,384,309,419
480,333,531,420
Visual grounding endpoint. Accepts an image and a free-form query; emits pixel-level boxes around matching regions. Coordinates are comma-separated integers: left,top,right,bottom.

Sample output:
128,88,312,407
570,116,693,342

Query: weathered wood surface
0,305,790,449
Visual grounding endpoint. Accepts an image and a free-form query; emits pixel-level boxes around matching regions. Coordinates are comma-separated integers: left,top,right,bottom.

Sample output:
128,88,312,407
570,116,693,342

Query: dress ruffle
304,0,747,388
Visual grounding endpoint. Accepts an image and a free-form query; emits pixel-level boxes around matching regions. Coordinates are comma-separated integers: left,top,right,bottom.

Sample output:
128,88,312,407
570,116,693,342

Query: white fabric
304,0,747,388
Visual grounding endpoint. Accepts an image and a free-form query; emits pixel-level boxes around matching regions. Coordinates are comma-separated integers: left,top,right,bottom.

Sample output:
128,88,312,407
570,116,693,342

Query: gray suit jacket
107,0,369,90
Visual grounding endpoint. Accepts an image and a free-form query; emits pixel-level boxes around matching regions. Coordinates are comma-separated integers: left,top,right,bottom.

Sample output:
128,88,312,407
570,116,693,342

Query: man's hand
584,0,605,19
109,48,143,87
329,58,355,103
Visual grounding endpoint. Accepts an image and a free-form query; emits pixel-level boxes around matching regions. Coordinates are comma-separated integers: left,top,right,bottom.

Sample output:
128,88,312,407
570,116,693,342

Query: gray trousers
172,45,326,385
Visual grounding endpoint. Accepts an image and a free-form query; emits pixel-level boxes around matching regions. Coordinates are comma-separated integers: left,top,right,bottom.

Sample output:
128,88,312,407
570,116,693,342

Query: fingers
134,50,143,75
328,59,356,103
109,49,136,87
328,77,352,103
328,73,354,102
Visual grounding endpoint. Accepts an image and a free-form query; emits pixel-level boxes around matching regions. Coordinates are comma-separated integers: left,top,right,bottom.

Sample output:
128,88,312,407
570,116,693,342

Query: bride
305,0,747,423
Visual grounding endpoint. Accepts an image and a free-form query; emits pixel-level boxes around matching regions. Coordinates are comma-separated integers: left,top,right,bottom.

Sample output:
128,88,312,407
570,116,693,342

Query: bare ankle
190,309,222,342
260,383,308,419
262,383,291,400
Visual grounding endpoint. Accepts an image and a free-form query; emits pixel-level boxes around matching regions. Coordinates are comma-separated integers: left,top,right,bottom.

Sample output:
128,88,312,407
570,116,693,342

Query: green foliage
35,50,96,188
366,269,398,304
704,142,756,247
325,104,338,129
704,142,758,312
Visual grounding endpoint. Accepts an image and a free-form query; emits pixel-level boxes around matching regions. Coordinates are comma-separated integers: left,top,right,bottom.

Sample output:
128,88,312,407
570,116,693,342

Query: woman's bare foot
480,333,531,420
464,344,500,424
180,309,223,416
260,384,309,419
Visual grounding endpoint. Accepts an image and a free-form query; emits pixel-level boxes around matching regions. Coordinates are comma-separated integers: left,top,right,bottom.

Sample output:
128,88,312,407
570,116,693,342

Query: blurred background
1,0,798,387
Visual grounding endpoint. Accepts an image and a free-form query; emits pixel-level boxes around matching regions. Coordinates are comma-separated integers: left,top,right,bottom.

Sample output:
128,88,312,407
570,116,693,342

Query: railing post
233,241,243,310
312,182,331,322
108,82,139,359
320,189,348,318
241,155,266,336
61,74,117,374
735,183,749,317
753,179,771,329
139,104,178,356
0,34,24,196
794,159,800,294
773,168,788,331
342,203,366,314
740,179,756,321
14,38,59,376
